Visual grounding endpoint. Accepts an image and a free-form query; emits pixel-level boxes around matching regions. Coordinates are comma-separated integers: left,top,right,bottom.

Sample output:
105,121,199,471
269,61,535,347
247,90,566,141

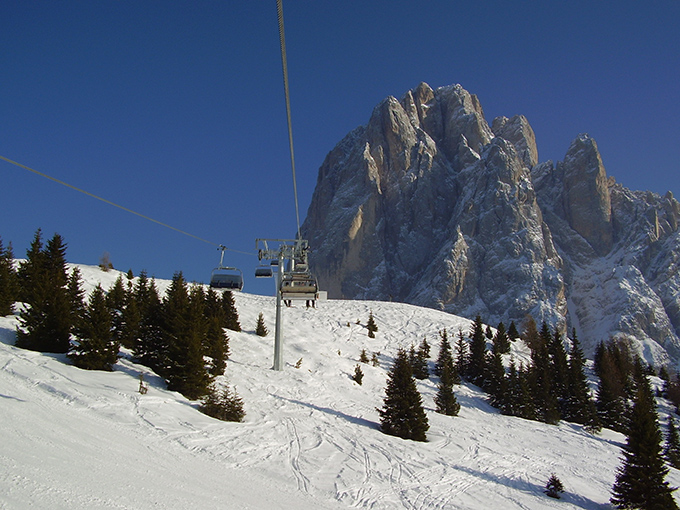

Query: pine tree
545,474,565,499
0,237,17,316
255,312,268,336
611,372,678,509
366,310,378,338
16,231,74,353
68,284,119,371
163,273,210,400
500,357,522,416
664,415,680,469
485,350,506,407
221,290,241,332
419,337,431,359
67,267,85,338
409,344,429,380
120,288,141,350
352,364,364,385
455,328,469,379
435,362,460,417
521,316,540,353
106,275,127,348
16,228,46,304
468,316,487,386
204,288,229,376
595,341,630,433
434,329,454,378
359,348,370,363
514,361,538,421
507,321,520,342
199,383,245,422
563,330,599,430
378,348,429,442
492,322,511,355
528,322,560,424
547,328,570,417
132,272,166,371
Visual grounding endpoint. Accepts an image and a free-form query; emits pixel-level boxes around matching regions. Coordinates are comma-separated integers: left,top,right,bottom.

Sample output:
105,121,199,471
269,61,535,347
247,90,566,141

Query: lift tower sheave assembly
256,238,319,371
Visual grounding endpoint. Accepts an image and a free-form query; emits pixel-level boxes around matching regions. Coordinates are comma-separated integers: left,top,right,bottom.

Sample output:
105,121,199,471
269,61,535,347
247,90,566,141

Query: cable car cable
0,154,256,256
276,0,302,240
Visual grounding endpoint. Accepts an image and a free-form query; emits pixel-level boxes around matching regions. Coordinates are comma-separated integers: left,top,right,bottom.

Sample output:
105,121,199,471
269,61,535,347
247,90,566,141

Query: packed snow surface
2,264,679,509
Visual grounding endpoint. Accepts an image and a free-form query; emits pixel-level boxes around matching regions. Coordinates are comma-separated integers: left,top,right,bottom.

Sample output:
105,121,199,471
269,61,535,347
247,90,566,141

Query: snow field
2,264,680,509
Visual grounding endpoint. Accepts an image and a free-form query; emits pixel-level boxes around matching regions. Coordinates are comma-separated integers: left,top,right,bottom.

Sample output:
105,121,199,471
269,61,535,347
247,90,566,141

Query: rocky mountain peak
561,134,613,256
302,83,680,366
491,115,539,168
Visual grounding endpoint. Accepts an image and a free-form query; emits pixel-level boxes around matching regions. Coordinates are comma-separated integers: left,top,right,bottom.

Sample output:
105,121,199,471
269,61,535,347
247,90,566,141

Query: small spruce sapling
545,474,565,499
255,312,268,336
352,364,364,385
366,311,378,338
359,348,370,363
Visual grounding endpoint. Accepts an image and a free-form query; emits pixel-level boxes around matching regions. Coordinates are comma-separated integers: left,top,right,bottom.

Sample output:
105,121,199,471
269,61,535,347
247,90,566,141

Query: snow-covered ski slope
2,264,679,509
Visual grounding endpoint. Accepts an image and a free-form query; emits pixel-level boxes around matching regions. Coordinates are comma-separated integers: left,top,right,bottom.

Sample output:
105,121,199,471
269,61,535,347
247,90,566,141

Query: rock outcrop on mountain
301,82,680,366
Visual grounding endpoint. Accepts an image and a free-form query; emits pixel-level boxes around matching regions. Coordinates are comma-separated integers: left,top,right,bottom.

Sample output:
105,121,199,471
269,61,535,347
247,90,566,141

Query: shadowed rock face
301,82,680,365
561,135,613,257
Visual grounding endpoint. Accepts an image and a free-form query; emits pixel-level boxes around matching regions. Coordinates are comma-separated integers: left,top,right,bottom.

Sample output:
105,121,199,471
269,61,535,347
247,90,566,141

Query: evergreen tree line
385,314,680,506
4,230,242,402
400,316,598,429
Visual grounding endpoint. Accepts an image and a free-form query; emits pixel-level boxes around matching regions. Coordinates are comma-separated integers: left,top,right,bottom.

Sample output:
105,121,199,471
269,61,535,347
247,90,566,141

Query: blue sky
1,1,678,296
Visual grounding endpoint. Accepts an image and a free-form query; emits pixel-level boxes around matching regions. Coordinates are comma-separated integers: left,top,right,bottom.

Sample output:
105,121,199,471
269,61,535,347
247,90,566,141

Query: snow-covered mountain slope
2,264,679,509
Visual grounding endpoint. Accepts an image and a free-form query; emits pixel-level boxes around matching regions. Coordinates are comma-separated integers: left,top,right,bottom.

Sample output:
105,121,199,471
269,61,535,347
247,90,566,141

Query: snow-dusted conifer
352,364,364,385
545,474,565,499
492,322,510,355
366,311,378,338
204,288,229,376
0,237,17,316
611,371,678,509
199,383,245,422
379,348,429,442
664,415,680,469
255,312,268,337
221,290,241,332
435,362,460,417
409,343,429,380
69,284,118,371
455,328,469,379
105,275,127,347
16,231,74,353
435,329,456,381
529,323,560,424
163,273,210,400
468,316,487,386
132,272,166,372
563,330,599,430
359,348,370,363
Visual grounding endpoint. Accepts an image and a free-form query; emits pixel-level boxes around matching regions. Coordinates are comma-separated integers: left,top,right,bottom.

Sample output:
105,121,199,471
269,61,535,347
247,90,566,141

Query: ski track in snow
2,264,680,509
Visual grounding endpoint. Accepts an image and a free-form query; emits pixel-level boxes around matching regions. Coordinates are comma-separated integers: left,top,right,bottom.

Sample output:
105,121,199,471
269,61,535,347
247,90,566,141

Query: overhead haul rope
276,0,302,240
0,154,254,256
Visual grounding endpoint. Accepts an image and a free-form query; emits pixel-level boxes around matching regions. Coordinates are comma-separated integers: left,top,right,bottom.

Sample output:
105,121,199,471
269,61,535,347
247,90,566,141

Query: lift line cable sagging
0,154,255,257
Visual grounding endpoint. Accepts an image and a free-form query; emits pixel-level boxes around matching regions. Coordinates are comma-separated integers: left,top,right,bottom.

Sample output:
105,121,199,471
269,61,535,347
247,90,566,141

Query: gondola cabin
255,266,274,278
210,267,244,291
280,272,318,300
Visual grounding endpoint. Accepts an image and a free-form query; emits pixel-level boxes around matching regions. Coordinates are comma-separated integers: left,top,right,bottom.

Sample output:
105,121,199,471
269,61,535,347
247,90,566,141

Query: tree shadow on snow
452,465,607,509
276,396,380,431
